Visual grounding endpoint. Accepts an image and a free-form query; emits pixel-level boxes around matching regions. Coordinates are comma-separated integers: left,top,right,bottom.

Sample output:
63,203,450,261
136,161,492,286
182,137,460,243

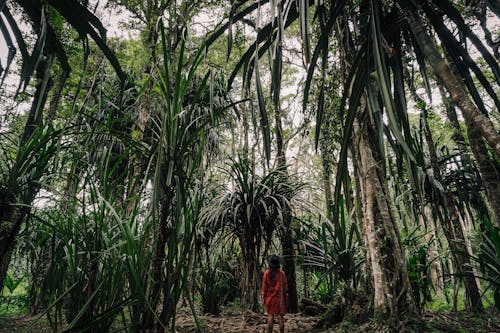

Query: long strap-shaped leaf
431,0,500,84
303,0,347,121
422,3,500,113
370,0,415,161
255,44,272,162
205,0,272,48
298,0,311,64
401,27,432,103
314,3,328,150
0,14,15,87
209,0,316,94
44,0,126,82
332,47,368,224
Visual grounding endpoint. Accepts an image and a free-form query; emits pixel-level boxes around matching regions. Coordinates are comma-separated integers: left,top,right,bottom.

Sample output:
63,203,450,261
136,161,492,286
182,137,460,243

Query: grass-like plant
302,196,363,298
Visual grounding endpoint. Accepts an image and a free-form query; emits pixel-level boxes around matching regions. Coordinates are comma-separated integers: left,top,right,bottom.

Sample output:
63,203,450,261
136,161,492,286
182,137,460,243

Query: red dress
262,269,288,315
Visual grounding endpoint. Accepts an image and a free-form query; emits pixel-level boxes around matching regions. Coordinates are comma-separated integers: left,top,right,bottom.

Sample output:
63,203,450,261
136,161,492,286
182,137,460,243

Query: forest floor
0,308,499,332
173,308,500,332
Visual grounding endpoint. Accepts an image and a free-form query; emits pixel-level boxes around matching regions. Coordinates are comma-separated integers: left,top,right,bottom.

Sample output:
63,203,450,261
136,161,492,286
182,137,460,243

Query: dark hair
268,255,280,268
267,255,280,281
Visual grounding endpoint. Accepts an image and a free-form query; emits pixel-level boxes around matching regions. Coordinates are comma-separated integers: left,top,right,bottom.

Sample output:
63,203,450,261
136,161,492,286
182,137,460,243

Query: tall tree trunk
459,212,483,293
402,6,500,158
437,71,500,227
419,205,444,296
240,230,262,311
405,75,445,297
351,146,373,293
0,204,18,293
318,100,336,218
464,121,500,226
320,146,334,217
126,20,159,215
274,104,299,313
241,96,250,157
142,190,174,330
352,110,417,323
421,108,483,311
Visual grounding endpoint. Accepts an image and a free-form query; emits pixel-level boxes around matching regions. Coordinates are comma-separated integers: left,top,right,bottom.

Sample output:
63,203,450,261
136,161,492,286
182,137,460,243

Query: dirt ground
173,309,500,333
0,311,319,333
175,310,318,333
1,309,499,332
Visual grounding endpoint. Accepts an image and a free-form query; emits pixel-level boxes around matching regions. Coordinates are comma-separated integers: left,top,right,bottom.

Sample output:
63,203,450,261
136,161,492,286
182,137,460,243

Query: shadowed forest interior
0,0,499,332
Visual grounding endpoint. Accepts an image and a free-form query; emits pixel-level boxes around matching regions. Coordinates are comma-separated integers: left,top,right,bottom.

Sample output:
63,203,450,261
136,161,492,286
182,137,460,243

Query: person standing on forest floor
262,255,288,333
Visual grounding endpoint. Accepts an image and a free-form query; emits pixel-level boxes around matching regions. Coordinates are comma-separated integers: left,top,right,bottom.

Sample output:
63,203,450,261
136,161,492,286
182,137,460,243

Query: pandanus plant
302,197,363,298
0,0,126,294
201,156,304,311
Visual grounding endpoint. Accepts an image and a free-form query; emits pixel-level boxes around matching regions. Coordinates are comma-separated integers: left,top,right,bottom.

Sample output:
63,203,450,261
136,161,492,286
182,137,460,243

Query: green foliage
0,295,28,316
311,272,333,304
3,275,23,294
1,0,126,97
200,155,305,310
33,189,130,332
473,217,500,311
2,0,499,330
403,229,433,309
195,255,239,315
302,197,363,295
201,156,304,247
0,123,63,206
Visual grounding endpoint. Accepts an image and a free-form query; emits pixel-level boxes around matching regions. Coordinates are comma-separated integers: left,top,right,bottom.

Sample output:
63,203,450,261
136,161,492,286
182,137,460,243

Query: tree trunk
437,68,500,228
402,6,500,158
142,190,174,330
459,212,483,294
405,72,446,298
351,146,373,294
421,109,483,312
273,103,299,313
126,22,159,216
465,121,500,226
240,232,261,311
352,111,417,323
420,205,444,296
320,146,334,217
0,203,17,293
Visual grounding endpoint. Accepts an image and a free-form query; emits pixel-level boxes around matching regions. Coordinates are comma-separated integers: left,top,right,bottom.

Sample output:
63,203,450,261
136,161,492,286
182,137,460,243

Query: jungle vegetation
0,0,499,332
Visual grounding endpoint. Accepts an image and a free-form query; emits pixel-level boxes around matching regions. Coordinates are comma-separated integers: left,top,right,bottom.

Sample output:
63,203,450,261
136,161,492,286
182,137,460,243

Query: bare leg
278,315,284,333
267,314,274,333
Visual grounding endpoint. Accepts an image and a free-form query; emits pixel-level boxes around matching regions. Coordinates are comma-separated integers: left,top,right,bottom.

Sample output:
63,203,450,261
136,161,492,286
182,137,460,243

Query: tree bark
126,19,159,216
437,70,500,228
273,103,299,313
142,190,174,330
351,146,372,293
320,146,334,217
0,203,17,293
421,108,483,311
420,205,444,296
353,110,418,323
464,121,500,227
240,230,262,311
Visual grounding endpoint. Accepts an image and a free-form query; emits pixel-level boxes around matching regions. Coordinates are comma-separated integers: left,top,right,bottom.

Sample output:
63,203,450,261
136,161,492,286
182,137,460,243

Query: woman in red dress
262,255,288,333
